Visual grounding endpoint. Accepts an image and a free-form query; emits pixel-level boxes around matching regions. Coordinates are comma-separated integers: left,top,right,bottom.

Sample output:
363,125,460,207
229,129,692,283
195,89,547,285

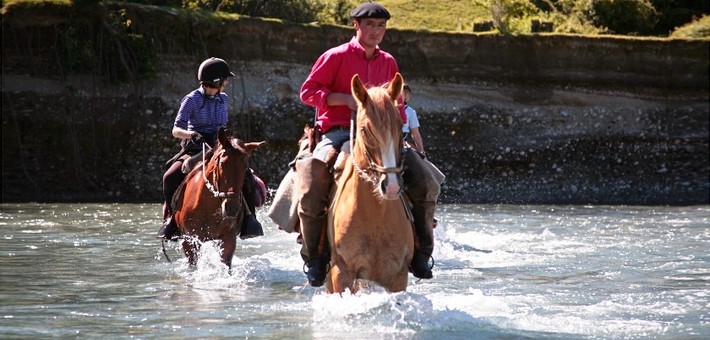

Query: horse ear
218,127,230,147
387,72,404,100
244,141,267,153
351,74,368,108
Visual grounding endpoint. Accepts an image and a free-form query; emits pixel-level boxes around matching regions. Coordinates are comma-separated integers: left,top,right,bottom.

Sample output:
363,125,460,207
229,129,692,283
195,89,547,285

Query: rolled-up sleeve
300,53,339,112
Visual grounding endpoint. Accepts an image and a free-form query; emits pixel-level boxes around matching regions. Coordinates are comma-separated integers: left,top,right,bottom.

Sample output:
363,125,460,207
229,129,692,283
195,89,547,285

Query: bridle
349,112,405,186
352,144,404,186
201,142,242,199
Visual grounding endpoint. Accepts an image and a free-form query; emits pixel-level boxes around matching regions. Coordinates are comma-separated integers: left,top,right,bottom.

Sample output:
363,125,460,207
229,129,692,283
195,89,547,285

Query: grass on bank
376,0,489,32
670,14,710,39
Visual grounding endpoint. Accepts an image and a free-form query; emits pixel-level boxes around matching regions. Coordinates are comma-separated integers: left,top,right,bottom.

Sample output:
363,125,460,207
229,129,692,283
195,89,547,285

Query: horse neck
184,161,218,203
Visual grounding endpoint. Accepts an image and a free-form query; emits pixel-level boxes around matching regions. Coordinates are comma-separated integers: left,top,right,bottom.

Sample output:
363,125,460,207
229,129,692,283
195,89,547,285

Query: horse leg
221,236,236,269
183,240,200,267
329,263,354,294
325,273,334,293
387,271,409,293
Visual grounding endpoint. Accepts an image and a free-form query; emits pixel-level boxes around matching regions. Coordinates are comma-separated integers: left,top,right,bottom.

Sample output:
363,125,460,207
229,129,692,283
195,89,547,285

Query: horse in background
171,128,265,268
326,73,414,293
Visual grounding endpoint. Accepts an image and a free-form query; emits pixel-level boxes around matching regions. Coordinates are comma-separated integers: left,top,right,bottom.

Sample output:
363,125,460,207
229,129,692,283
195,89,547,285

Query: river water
0,203,708,339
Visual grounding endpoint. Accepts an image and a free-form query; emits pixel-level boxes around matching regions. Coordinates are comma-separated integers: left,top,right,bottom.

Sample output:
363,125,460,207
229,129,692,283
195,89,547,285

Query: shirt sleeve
408,108,420,129
300,52,339,112
174,93,195,130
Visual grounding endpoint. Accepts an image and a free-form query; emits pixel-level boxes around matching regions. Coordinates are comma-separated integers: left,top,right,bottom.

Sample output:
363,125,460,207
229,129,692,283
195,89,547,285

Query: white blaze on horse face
381,136,400,199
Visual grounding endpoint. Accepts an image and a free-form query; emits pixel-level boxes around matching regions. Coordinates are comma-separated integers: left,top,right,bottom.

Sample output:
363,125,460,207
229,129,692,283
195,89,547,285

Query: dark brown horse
326,73,414,293
171,128,265,268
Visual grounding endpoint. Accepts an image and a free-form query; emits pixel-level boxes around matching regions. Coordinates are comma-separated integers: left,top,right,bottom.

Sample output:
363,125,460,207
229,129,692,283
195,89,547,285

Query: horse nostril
380,174,402,199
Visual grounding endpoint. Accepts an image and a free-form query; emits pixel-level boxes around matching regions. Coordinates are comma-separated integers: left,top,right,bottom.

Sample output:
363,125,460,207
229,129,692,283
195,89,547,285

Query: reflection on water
0,203,708,339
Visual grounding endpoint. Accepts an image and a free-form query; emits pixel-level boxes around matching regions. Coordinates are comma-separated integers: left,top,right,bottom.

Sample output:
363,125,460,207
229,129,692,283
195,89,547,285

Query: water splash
312,288,433,337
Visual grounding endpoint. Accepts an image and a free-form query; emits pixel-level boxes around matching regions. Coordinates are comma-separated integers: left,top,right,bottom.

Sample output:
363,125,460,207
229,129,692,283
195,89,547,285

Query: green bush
592,0,658,35
183,0,326,23
56,4,157,82
315,0,354,26
534,0,601,34
476,0,540,34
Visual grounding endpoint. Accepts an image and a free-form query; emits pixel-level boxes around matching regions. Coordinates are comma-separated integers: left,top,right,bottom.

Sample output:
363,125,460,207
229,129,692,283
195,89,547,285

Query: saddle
267,143,416,235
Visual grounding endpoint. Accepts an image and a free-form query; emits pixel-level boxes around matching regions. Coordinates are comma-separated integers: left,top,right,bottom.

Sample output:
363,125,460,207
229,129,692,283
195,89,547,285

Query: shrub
476,0,540,34
183,0,325,23
592,0,658,35
542,0,603,34
314,0,354,26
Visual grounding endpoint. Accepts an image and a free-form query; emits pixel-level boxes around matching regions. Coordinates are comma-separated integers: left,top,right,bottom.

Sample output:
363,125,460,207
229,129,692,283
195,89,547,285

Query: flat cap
350,2,391,20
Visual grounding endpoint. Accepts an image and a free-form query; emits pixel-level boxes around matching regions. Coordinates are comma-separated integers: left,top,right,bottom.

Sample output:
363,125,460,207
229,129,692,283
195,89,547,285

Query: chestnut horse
326,73,414,293
171,128,265,268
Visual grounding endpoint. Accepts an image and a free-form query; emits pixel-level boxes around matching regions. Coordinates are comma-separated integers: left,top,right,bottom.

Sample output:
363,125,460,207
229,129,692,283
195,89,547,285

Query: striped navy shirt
174,87,228,137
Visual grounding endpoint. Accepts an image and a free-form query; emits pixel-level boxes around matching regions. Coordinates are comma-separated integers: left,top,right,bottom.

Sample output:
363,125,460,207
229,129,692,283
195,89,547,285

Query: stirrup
156,217,181,241
302,256,330,287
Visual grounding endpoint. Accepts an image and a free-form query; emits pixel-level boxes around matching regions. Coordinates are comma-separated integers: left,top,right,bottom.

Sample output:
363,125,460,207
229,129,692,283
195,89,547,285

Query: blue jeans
312,128,350,161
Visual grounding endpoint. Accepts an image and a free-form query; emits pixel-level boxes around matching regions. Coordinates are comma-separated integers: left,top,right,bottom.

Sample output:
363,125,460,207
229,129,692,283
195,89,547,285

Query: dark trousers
163,160,186,217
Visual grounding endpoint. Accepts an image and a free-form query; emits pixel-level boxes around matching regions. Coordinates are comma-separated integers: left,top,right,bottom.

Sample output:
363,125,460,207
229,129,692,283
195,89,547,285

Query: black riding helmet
197,57,235,84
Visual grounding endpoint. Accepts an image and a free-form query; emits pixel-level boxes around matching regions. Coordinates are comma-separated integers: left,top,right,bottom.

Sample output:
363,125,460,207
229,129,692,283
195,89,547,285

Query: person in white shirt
402,83,426,156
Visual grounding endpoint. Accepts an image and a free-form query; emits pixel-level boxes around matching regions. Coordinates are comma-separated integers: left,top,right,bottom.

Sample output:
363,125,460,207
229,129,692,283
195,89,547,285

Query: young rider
402,83,426,155
157,57,263,241
297,2,441,287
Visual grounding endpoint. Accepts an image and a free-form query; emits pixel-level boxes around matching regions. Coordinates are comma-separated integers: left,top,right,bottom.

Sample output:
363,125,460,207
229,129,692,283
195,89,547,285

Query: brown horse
171,128,265,268
325,73,414,293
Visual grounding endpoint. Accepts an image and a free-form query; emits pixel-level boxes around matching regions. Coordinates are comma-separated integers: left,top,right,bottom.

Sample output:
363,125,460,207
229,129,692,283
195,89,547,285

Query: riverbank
1,2,708,204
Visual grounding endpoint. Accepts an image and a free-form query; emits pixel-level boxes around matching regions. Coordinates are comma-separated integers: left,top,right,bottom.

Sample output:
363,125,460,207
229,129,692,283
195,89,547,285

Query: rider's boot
239,169,264,239
296,157,332,287
157,203,181,241
410,201,436,279
159,162,185,241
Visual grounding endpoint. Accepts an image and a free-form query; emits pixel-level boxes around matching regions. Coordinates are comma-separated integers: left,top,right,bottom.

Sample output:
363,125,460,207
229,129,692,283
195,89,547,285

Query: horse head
205,128,266,219
351,72,405,200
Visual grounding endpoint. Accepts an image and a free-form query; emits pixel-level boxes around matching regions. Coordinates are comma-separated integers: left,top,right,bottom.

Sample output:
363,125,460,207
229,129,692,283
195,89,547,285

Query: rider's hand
191,132,206,144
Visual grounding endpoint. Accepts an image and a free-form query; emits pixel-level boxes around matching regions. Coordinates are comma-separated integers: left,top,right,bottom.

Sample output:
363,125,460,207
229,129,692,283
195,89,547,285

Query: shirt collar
349,37,381,59
198,86,222,101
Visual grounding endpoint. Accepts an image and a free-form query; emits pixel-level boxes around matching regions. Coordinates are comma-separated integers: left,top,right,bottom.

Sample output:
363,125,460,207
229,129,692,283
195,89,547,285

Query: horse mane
353,84,403,169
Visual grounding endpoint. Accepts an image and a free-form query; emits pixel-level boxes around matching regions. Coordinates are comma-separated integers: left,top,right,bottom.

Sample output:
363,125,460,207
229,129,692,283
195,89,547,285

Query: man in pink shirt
297,2,441,287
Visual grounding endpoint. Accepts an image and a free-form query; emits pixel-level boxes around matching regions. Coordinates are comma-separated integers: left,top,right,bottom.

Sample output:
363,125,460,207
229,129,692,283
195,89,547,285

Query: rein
201,142,240,199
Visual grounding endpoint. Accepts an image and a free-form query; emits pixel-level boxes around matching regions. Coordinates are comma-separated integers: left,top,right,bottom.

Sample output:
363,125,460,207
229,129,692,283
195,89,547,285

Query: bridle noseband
352,148,404,186
350,124,405,186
